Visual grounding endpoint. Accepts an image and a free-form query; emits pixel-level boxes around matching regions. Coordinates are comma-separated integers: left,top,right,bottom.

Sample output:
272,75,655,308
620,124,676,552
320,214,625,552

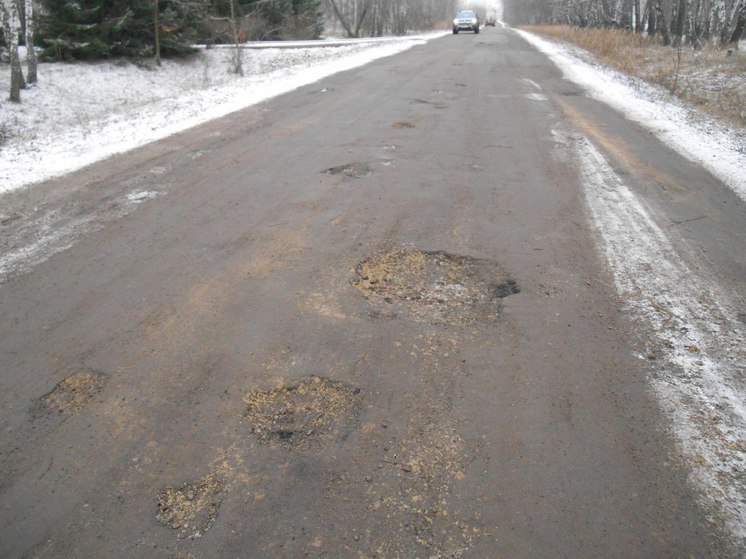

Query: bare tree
327,0,450,37
673,0,687,46
726,0,745,44
228,0,243,75
2,0,24,101
154,0,162,66
503,0,742,48
208,0,247,74
23,0,36,83
329,0,370,37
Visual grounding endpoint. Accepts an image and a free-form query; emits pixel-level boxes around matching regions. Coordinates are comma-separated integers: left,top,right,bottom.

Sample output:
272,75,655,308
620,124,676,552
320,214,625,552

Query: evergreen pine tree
38,0,204,60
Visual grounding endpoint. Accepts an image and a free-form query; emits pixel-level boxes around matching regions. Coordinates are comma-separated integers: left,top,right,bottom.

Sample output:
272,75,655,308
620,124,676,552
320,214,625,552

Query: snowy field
0,34,446,194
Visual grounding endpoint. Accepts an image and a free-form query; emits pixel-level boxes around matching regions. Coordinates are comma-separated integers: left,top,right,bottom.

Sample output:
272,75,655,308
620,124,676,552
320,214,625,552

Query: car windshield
458,10,476,17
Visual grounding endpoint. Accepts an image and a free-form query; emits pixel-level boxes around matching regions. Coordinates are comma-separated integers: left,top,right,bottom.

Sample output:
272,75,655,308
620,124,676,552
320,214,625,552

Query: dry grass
524,25,746,127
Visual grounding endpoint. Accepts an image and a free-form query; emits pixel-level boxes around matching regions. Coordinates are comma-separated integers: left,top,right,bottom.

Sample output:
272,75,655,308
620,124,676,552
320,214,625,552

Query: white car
453,10,480,34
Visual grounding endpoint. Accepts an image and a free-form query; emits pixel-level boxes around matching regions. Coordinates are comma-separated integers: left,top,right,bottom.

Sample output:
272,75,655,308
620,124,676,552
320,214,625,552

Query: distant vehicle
453,9,480,34
485,8,497,26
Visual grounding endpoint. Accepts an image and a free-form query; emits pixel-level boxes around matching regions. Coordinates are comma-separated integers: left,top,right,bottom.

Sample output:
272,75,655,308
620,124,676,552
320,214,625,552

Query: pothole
244,375,362,451
39,370,107,415
324,162,371,178
392,121,416,129
156,473,226,539
352,248,519,325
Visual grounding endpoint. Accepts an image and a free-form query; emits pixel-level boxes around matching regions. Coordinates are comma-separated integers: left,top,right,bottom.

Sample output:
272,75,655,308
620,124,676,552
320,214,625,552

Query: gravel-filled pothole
156,473,226,537
352,248,519,325
39,370,107,415
244,375,362,451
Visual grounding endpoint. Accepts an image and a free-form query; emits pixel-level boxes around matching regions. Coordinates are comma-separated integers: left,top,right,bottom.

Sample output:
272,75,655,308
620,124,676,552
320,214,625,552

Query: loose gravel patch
156,473,226,538
39,370,107,415
244,376,362,451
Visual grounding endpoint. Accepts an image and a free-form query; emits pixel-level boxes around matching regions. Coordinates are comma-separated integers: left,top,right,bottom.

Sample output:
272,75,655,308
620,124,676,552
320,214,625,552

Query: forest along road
1,27,744,558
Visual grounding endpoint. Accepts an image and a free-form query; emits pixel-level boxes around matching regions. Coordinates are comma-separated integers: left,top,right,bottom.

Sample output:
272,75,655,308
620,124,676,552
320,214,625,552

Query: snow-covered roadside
515,29,746,203
0,33,447,194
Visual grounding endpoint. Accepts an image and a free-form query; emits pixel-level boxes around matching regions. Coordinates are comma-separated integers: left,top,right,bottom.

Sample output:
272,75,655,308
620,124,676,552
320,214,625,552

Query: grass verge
523,25,746,127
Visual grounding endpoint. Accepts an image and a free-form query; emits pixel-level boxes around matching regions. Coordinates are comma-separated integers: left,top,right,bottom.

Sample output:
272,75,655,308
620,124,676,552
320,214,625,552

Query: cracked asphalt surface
1,28,742,557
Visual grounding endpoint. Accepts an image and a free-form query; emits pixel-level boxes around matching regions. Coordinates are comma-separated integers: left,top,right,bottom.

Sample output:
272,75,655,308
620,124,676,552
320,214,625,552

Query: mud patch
352,248,519,325
324,162,371,178
156,473,226,538
39,370,107,415
244,375,362,450
392,121,416,129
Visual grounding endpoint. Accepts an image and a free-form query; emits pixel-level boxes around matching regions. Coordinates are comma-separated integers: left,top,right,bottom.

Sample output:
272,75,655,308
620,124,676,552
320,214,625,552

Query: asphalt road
1,27,743,558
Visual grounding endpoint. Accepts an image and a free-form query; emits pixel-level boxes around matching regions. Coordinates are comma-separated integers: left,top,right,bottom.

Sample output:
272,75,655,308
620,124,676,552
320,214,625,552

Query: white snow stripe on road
560,128,746,547
0,189,163,282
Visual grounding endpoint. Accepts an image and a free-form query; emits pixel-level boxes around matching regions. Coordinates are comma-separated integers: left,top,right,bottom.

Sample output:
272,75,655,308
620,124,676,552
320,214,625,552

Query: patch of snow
0,186,163,279
126,190,162,203
524,93,548,102
516,29,746,203
0,33,446,194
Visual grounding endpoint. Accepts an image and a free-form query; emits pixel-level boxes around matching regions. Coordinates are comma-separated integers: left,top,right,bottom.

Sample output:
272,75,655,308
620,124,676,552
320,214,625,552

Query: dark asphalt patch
412,98,447,109
244,376,362,451
392,122,416,129
324,162,372,178
353,248,519,325
39,370,107,415
0,212,22,226
156,473,226,538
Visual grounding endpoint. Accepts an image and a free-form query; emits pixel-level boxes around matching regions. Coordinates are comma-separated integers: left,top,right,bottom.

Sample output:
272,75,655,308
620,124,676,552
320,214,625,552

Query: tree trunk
648,0,658,35
4,0,24,101
229,0,243,75
673,0,686,46
24,0,36,83
729,2,745,44
154,0,161,66
329,0,355,37
353,3,369,37
656,0,673,45
635,0,643,31
714,0,730,43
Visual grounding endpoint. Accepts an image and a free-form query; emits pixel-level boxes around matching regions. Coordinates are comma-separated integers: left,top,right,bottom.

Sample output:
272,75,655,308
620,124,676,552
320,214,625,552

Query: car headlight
471,18,477,24
453,19,458,25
